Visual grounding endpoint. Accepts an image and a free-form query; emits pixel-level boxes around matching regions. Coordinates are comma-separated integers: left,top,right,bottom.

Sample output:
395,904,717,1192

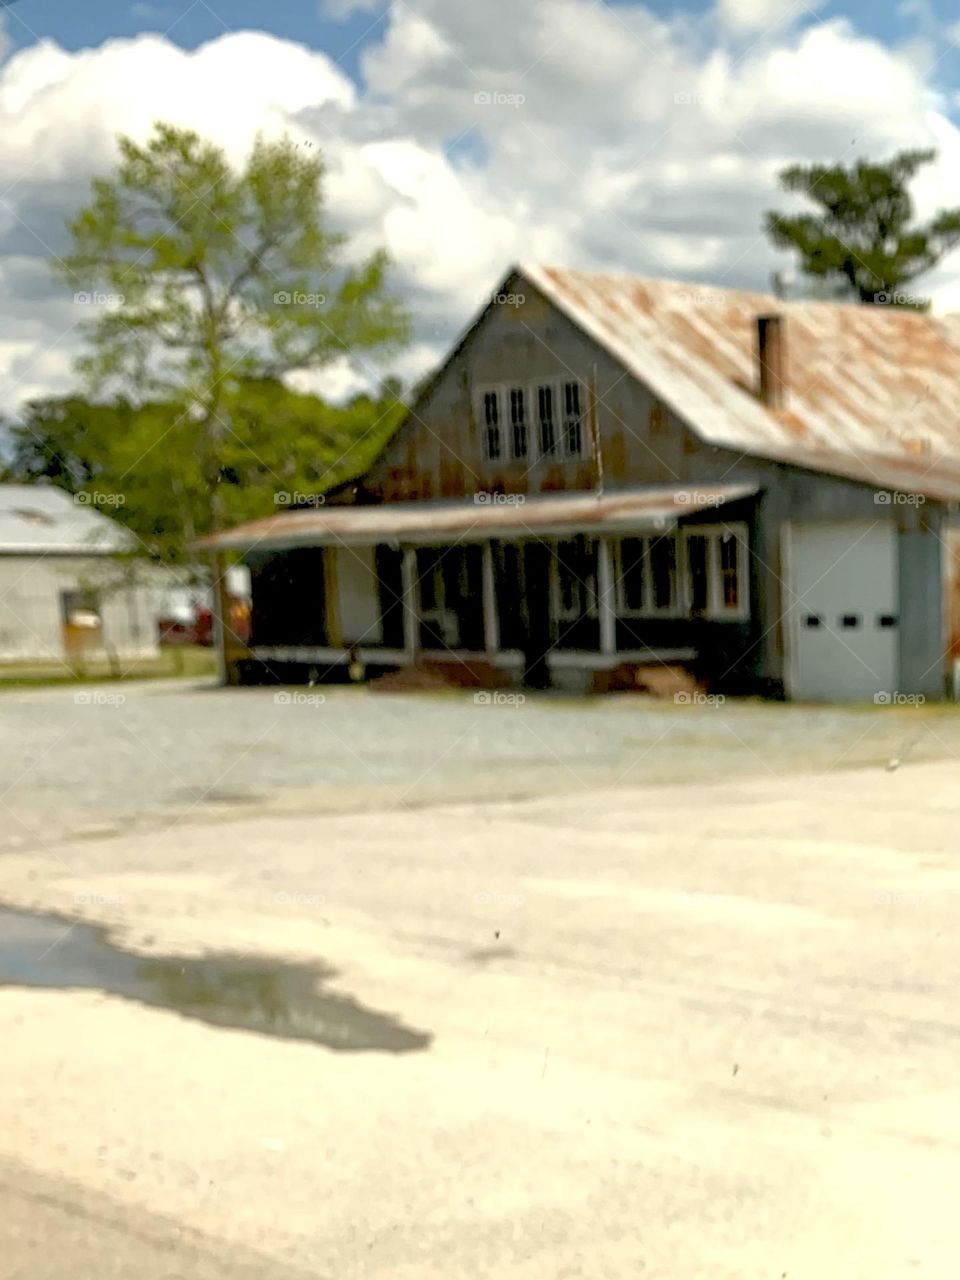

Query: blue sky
1,0,387,79
2,0,960,407
4,0,960,99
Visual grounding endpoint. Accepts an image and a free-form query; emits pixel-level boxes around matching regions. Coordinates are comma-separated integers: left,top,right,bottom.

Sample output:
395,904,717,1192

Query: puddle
0,907,431,1054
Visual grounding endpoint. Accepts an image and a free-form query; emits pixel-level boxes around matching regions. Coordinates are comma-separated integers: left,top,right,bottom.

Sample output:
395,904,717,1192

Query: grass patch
0,645,217,688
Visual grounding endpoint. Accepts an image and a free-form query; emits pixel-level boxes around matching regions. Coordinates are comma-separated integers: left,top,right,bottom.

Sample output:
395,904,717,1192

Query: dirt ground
3,683,960,1276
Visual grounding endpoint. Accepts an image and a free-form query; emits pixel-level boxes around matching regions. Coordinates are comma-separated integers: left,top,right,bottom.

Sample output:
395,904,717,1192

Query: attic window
509,387,528,460
537,385,557,456
563,382,584,457
478,379,587,463
481,391,501,461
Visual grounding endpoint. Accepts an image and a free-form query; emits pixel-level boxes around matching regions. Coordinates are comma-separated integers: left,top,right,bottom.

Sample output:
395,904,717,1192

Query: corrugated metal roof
0,485,131,554
522,265,960,497
198,484,757,551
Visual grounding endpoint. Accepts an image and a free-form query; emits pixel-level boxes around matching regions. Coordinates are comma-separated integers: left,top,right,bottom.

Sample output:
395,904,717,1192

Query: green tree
1,395,126,491
2,383,407,563
765,150,960,306
59,122,409,526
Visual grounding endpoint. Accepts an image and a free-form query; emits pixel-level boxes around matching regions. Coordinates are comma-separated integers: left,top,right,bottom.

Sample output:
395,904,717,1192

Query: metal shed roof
0,485,132,555
198,484,757,551
522,265,960,496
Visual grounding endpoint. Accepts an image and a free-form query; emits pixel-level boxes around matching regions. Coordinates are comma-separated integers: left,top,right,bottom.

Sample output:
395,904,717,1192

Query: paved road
1,1157,321,1280
3,700,960,1277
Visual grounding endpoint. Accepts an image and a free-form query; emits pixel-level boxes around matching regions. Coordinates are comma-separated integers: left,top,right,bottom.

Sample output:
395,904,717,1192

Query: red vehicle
158,597,250,647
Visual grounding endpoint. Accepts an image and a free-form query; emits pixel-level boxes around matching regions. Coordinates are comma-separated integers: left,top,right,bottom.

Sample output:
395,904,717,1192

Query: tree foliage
1,382,407,563
765,150,960,306
57,122,410,530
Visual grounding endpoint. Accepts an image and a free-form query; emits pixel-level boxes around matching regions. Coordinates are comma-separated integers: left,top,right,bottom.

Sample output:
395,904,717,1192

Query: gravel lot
1,677,956,851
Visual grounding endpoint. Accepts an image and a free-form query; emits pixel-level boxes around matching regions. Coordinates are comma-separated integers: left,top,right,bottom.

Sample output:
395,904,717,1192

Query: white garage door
786,521,898,702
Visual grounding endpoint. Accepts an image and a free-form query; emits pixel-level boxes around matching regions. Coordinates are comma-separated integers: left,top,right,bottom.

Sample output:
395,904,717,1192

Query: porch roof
197,484,758,552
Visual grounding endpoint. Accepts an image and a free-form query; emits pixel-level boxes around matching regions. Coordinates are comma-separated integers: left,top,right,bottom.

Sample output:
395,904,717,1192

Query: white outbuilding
0,485,160,664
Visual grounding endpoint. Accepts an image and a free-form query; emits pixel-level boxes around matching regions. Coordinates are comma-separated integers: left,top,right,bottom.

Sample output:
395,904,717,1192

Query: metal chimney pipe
757,315,787,410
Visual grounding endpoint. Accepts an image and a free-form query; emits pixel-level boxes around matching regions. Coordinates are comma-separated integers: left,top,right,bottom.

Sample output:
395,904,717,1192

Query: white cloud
129,3,172,21
1,3,959,415
319,0,385,21
716,0,824,36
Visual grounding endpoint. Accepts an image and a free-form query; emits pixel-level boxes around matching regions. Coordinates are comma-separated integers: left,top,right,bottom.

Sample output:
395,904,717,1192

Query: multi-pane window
615,526,748,620
482,391,501,460
719,532,740,609
538,385,557,457
563,381,584,457
509,387,528,460
478,380,585,462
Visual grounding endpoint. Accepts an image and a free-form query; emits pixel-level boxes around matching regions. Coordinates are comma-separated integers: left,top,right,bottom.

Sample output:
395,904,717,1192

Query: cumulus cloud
0,1,958,415
320,0,385,20
716,0,825,36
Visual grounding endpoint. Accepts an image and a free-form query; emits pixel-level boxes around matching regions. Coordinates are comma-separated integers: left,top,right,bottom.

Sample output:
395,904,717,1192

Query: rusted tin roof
523,265,960,497
198,484,757,551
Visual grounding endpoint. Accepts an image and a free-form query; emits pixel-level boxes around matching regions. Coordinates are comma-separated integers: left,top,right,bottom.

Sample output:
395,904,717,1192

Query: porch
199,485,760,692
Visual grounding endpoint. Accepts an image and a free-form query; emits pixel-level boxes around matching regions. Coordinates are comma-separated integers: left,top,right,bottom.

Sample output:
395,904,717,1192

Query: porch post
597,537,616,656
401,546,419,660
324,547,343,649
212,550,241,685
482,541,499,655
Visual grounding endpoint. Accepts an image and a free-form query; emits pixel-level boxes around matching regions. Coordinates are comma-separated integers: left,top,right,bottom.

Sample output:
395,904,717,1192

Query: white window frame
476,378,588,464
680,524,750,621
506,385,530,462
477,385,504,462
614,533,684,619
535,381,561,460
560,379,586,459
613,524,749,622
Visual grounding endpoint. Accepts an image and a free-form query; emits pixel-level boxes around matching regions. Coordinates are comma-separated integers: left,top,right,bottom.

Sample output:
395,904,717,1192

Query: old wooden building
203,266,960,701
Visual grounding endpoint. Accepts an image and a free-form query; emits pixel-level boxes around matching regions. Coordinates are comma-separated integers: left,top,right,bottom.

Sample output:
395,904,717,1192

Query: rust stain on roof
523,264,960,493
198,485,758,552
